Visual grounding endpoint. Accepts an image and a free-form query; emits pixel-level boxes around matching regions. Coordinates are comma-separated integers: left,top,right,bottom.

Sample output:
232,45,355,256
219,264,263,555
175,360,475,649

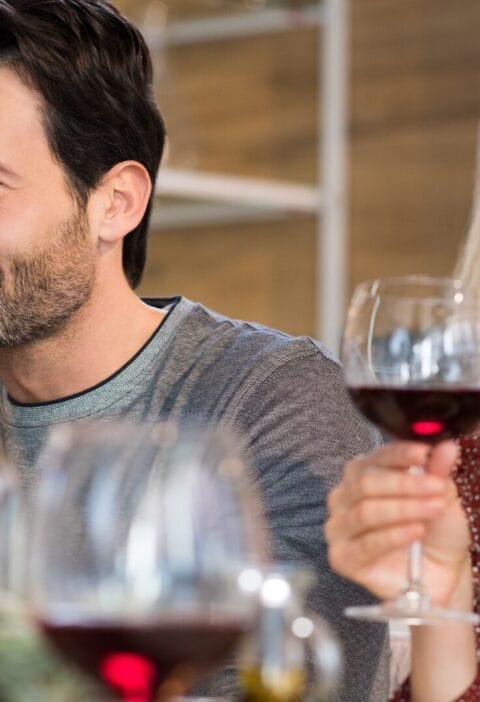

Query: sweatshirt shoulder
184,300,340,374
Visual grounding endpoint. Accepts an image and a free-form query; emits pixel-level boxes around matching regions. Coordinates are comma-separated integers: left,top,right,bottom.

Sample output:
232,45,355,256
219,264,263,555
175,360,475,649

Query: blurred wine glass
240,565,342,702
29,421,268,702
0,453,24,603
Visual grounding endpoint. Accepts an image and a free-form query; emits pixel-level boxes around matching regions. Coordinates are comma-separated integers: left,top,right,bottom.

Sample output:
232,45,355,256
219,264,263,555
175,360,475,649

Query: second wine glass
342,275,480,625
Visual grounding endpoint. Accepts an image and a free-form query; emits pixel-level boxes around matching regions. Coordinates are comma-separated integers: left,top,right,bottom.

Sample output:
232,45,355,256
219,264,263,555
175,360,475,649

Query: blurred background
115,0,480,348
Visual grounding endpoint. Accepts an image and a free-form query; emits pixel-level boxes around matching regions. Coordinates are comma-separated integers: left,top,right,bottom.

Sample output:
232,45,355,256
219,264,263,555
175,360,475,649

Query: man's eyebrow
0,162,21,181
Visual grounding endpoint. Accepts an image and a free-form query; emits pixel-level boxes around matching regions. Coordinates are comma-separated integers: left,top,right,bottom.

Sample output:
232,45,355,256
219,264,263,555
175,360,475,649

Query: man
0,1,388,699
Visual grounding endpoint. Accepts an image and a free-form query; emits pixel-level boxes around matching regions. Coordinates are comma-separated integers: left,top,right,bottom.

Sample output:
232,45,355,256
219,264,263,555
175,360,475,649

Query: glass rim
351,275,480,305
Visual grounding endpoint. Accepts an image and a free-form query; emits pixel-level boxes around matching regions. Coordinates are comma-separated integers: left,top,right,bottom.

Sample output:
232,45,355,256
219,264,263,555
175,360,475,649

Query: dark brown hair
0,0,166,288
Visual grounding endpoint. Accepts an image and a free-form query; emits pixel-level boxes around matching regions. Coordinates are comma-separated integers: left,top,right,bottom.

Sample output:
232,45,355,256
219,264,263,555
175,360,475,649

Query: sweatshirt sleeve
233,346,390,702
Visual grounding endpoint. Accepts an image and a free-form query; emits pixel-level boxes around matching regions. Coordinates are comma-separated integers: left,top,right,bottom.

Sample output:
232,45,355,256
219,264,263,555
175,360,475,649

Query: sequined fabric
390,434,480,701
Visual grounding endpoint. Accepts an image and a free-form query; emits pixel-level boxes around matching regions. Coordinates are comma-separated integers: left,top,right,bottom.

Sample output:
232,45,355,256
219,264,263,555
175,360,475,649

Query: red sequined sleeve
390,435,480,702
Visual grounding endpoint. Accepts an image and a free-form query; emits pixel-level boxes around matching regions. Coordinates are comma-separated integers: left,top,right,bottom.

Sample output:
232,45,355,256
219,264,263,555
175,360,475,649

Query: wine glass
240,565,342,702
28,420,269,702
341,275,480,625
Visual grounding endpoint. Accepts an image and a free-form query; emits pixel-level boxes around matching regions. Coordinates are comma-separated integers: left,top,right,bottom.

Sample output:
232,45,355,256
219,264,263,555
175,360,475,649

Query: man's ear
91,161,152,246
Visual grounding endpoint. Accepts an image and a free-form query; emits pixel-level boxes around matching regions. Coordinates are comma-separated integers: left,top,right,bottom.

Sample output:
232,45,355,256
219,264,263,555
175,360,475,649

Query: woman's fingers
328,522,425,576
354,442,432,470
329,441,458,508
326,495,447,542
329,464,446,513
428,440,460,479
345,440,457,476
326,442,467,601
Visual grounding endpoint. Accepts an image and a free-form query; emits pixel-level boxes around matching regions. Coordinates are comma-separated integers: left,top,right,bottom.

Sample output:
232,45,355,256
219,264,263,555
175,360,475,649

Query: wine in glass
29,421,268,702
342,275,480,624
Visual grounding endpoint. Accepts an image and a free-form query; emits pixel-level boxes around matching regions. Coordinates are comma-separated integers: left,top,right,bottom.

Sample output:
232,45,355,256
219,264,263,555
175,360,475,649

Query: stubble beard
0,208,96,349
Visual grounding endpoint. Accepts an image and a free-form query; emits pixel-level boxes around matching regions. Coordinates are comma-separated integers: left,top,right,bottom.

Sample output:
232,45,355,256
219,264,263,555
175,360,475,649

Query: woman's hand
325,441,471,607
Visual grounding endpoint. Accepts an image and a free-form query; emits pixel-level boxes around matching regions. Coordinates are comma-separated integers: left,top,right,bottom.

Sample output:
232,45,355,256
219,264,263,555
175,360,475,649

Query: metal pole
318,0,349,351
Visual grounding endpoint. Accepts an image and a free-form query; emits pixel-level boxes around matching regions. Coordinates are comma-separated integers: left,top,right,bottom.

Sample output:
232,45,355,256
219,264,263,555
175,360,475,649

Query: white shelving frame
153,0,349,350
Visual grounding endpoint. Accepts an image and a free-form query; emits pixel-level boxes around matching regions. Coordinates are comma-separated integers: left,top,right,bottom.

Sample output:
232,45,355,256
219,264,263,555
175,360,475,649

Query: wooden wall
351,0,480,289
139,19,319,337
117,0,480,340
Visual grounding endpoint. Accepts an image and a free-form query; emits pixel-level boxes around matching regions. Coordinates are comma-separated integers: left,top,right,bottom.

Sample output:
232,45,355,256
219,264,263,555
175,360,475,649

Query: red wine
349,386,480,443
39,614,249,701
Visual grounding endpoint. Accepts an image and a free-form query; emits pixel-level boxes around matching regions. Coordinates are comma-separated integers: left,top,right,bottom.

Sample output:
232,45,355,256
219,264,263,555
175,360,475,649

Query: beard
0,207,96,348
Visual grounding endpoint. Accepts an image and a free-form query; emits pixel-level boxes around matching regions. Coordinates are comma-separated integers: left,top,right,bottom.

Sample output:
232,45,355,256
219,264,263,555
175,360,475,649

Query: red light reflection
412,420,444,436
101,652,155,702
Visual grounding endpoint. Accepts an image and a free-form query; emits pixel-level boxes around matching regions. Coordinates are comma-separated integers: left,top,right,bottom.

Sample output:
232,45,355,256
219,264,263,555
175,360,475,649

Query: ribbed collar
0,296,193,428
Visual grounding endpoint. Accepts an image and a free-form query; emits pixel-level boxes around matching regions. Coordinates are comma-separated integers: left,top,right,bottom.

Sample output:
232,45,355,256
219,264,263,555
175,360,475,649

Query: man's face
0,66,96,348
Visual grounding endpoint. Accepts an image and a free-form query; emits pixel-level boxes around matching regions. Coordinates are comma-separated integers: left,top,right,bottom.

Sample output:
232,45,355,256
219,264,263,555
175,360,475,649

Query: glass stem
406,540,424,595
404,465,428,601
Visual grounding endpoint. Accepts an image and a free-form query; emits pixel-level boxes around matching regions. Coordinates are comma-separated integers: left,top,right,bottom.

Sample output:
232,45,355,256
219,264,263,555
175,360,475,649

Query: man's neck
0,280,166,405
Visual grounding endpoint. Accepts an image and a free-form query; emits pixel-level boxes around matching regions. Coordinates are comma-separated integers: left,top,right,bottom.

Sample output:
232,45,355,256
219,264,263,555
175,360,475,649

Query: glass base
345,593,480,626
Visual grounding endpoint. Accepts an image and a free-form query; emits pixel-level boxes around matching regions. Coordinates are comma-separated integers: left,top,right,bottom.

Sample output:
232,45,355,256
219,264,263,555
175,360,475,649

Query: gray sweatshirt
0,296,388,701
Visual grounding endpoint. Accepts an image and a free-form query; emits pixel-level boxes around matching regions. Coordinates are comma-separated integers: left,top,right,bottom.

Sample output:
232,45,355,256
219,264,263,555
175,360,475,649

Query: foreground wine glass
0,454,24,602
342,275,480,625
29,421,268,702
